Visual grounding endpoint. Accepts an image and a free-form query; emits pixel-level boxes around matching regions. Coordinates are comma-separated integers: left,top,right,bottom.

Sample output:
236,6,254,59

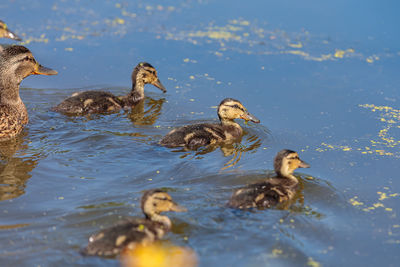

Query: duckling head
141,189,186,228
0,20,22,41
217,98,260,123
0,45,57,81
274,149,310,178
132,62,166,93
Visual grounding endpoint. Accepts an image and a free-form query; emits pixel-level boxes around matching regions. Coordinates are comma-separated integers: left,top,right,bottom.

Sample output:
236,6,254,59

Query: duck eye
24,56,35,63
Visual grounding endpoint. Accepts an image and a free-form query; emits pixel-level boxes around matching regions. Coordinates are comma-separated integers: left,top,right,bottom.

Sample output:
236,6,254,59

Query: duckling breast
0,104,28,141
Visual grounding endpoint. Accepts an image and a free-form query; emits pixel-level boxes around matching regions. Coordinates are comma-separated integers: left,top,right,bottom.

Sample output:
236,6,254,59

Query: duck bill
241,111,260,123
33,64,58,76
6,29,22,41
299,160,310,168
170,202,187,212
152,79,167,93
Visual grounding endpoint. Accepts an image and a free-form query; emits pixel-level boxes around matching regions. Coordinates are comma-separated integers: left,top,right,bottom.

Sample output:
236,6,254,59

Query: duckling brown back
228,149,310,209
82,189,185,258
160,98,259,149
52,62,166,116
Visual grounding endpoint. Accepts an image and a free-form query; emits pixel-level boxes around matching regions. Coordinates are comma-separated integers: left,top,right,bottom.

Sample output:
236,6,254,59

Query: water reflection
0,133,39,201
128,97,166,126
171,129,263,170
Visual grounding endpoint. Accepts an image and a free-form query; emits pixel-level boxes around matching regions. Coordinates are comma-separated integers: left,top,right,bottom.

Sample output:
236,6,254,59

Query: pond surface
1,0,400,266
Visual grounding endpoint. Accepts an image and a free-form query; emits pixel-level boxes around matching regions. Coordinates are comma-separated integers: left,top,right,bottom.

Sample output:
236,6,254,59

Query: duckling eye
231,104,245,111
23,56,35,63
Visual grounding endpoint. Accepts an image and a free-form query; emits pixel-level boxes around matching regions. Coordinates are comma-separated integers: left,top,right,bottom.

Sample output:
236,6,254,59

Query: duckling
53,62,166,115
0,45,57,141
82,189,186,257
228,149,310,209
160,98,260,149
0,20,21,41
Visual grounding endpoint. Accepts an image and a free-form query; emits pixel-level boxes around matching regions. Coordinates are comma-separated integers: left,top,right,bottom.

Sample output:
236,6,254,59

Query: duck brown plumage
160,98,260,149
82,189,186,258
0,44,57,141
0,20,21,41
52,62,166,115
228,149,310,209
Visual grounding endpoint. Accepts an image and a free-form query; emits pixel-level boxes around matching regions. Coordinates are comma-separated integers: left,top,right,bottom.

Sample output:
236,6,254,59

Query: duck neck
0,69,25,109
127,72,145,104
146,212,172,230
220,118,243,137
277,170,298,185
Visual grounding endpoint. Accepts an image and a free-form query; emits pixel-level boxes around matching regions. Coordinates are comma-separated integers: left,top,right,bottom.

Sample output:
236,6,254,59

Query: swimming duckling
160,98,260,149
0,45,57,141
228,149,310,209
53,62,166,115
0,20,21,41
82,189,186,257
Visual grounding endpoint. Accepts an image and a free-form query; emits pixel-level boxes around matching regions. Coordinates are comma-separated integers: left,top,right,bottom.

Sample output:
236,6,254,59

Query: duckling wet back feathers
0,44,57,141
53,62,166,115
228,149,310,209
82,189,186,257
160,98,260,149
0,20,21,41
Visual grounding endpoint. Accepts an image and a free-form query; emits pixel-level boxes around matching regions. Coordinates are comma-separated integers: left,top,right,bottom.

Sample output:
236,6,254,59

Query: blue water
1,0,399,266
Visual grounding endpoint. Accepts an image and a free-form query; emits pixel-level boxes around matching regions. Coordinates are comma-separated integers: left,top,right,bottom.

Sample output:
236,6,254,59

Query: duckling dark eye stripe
154,197,168,201
16,57,35,63
226,104,245,112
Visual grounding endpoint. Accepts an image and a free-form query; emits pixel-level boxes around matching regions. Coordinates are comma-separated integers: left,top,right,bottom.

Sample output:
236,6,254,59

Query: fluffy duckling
82,189,186,257
0,45,57,141
228,149,310,209
0,20,21,41
53,62,166,115
160,98,260,149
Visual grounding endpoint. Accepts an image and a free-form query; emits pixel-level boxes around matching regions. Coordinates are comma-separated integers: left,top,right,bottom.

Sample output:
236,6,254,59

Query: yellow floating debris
121,243,198,267
288,42,303,48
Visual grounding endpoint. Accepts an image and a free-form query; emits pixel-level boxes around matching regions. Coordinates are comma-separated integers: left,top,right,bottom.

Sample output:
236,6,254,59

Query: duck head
141,189,186,220
0,45,57,82
274,149,310,178
132,62,166,93
0,20,22,41
217,98,260,123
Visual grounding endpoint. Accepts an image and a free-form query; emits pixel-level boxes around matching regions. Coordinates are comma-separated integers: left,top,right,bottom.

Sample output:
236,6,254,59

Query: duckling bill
53,62,166,115
0,44,57,141
228,149,310,209
82,189,186,257
160,98,260,150
0,20,22,41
